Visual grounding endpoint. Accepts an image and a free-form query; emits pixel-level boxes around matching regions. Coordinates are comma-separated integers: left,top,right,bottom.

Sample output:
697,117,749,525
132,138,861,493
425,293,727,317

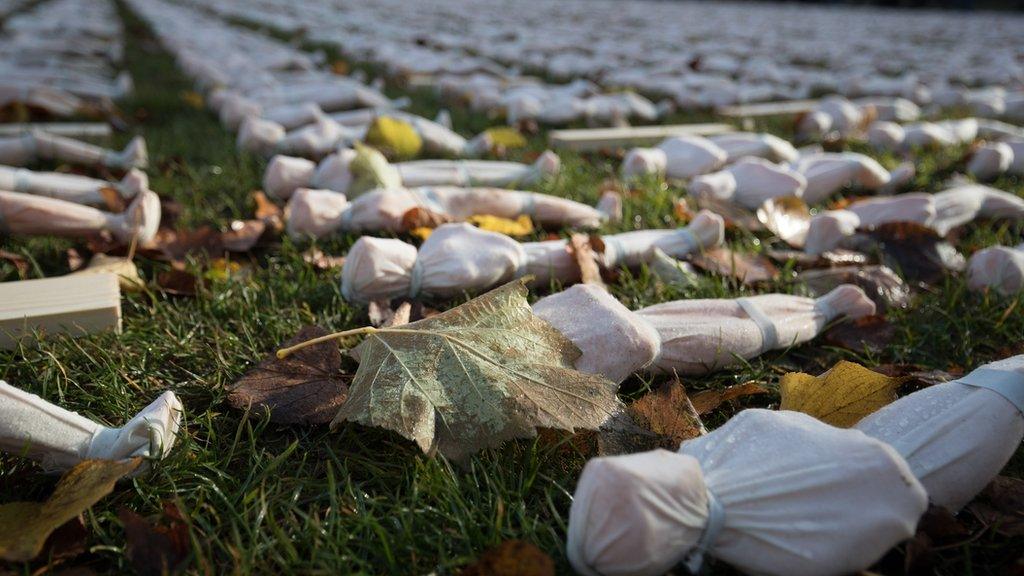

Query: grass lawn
1,2,1023,574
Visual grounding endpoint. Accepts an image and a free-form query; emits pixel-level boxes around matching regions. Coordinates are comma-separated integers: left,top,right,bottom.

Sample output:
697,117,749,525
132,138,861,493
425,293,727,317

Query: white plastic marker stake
0,381,183,473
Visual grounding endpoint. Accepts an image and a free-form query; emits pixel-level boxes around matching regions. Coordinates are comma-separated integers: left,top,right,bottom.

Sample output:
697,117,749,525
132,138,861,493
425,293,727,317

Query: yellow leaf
410,227,433,241
483,127,527,149
364,117,422,160
70,254,144,292
779,360,903,427
180,91,204,109
467,214,534,237
0,458,140,561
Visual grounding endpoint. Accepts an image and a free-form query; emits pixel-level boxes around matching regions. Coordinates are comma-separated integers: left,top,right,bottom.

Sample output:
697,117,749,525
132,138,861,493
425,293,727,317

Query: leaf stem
277,326,379,359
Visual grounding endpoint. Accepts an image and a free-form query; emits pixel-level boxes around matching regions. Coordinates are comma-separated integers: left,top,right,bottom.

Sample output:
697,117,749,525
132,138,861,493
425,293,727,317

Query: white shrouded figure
968,140,1024,182
707,132,800,163
285,185,606,239
567,409,928,576
619,136,728,180
791,152,891,204
689,157,807,209
0,165,148,206
0,188,161,244
0,132,147,171
967,243,1024,295
804,185,1024,254
532,283,873,382
340,212,724,303
264,149,560,200
856,354,1024,512
0,381,183,473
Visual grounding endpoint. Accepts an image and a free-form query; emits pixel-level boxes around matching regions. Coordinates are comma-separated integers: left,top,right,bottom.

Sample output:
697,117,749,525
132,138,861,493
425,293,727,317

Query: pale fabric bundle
856,354,1024,512
867,118,978,151
968,140,1024,181
791,152,891,204
0,381,183,473
0,85,85,118
387,111,492,157
635,285,874,375
689,157,807,209
285,185,606,238
967,243,1024,295
567,409,928,576
532,284,661,384
804,185,1024,254
0,166,148,206
796,95,868,138
0,189,161,244
264,149,560,199
707,132,799,163
620,136,728,180
0,132,147,170
340,213,724,303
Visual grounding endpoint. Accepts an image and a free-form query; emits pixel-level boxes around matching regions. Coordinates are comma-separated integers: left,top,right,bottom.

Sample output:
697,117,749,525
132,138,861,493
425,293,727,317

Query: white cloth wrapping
867,118,979,151
0,381,183,472
797,95,867,138
0,132,147,170
791,152,891,204
707,132,799,163
856,355,1024,512
340,212,724,303
804,185,1024,254
636,285,875,375
620,136,727,180
285,185,606,238
0,188,161,244
567,409,928,576
0,165,147,206
967,243,1024,295
532,284,661,384
264,149,560,199
689,157,807,209
968,140,1024,181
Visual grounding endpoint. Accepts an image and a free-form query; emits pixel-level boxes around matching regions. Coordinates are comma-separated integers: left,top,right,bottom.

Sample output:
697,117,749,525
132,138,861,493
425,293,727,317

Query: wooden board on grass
548,123,735,151
717,99,820,118
0,273,122,349
0,122,112,138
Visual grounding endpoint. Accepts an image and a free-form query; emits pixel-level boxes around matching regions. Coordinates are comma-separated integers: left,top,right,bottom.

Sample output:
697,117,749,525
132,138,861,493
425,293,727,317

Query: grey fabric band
683,489,725,574
959,367,1024,414
407,258,424,298
737,297,779,352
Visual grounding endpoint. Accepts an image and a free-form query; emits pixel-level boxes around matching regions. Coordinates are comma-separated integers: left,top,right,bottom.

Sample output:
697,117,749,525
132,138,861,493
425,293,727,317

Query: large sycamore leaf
0,458,140,562
779,360,903,427
332,279,620,460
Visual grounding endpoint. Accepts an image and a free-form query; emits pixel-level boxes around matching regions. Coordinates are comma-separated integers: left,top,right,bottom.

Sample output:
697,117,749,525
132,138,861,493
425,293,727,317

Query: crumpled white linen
567,409,927,576
791,152,891,204
264,149,560,199
0,165,148,206
968,140,1024,181
0,188,161,244
0,381,183,472
340,212,723,303
707,132,799,163
0,132,147,170
796,95,868,138
285,185,606,238
804,185,1024,254
856,354,1024,512
532,284,661,384
689,157,807,209
620,135,727,180
867,118,978,151
636,285,875,375
967,242,1024,295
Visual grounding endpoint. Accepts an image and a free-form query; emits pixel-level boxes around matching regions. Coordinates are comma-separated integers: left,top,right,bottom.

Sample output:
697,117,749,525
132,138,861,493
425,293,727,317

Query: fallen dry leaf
779,360,903,427
968,475,1024,537
221,220,266,253
766,248,869,269
460,540,554,576
757,196,811,248
98,187,127,213
689,246,779,285
798,265,911,311
302,248,345,271
0,458,140,562
252,191,284,233
628,382,706,447
0,249,29,278
568,233,604,287
401,206,452,232
691,195,763,232
119,502,190,576
873,364,959,392
690,382,769,415
824,315,897,353
467,214,534,237
846,222,965,285
70,254,144,292
156,267,199,297
228,326,350,425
